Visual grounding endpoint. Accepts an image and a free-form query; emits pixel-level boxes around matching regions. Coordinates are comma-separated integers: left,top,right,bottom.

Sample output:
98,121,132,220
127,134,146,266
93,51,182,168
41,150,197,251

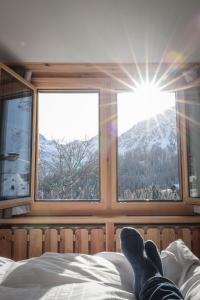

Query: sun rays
117,89,176,142
93,37,200,142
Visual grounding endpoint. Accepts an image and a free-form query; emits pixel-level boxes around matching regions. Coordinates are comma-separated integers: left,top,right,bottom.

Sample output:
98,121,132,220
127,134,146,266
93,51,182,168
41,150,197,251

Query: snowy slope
118,109,178,155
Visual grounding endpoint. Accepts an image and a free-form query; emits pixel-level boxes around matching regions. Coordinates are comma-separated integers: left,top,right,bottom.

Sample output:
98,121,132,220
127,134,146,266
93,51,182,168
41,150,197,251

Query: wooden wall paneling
90,228,105,254
115,228,122,252
1,223,200,261
29,229,43,258
191,228,200,258
145,228,161,249
161,228,176,250
2,216,200,225
13,229,27,261
32,77,107,89
60,228,74,253
0,229,12,258
137,228,145,240
44,229,58,252
177,227,192,249
75,229,89,254
106,222,115,252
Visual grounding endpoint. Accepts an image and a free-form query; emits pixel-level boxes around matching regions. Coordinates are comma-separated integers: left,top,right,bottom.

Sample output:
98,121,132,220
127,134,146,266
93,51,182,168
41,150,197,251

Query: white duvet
161,240,200,300
0,252,135,300
0,239,200,300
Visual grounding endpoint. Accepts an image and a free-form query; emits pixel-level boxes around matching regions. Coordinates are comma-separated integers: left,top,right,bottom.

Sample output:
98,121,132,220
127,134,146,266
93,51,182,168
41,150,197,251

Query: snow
118,109,177,155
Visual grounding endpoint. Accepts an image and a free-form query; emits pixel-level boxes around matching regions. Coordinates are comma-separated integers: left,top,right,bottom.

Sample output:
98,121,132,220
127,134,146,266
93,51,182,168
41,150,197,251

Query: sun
134,81,174,119
118,82,176,135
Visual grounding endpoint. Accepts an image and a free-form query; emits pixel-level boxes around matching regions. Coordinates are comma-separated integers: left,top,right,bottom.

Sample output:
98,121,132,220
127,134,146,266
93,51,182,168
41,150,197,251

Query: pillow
0,257,14,284
95,252,135,293
161,239,200,300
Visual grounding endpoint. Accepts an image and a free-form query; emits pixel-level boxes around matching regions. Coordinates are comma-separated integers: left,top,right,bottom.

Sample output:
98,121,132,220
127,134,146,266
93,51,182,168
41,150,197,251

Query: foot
120,227,160,299
145,240,163,276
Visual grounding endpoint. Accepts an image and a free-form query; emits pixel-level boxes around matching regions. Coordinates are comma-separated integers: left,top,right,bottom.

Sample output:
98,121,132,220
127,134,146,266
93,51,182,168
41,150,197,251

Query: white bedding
0,252,135,300
0,239,200,300
161,239,200,300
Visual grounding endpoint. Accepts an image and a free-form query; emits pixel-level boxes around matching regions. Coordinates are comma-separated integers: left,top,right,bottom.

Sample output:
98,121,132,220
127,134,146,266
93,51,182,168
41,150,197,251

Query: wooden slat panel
161,228,176,250
137,228,145,240
146,228,161,249
75,229,89,254
29,229,43,258
177,228,192,249
0,229,12,258
60,229,74,253
115,228,122,252
1,224,200,260
13,229,27,261
44,229,58,252
106,222,115,252
191,228,200,258
90,229,105,254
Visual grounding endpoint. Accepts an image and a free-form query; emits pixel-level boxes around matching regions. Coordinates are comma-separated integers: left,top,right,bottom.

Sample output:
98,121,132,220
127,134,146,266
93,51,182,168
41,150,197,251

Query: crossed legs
120,227,184,300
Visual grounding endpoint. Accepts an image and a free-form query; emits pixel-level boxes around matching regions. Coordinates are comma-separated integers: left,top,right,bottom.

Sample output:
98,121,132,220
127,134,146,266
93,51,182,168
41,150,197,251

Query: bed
0,239,200,300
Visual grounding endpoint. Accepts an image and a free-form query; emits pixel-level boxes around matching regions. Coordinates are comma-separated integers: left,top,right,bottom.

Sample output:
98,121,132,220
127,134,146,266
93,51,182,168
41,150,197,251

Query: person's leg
145,240,163,275
120,227,184,300
120,227,160,299
140,277,184,300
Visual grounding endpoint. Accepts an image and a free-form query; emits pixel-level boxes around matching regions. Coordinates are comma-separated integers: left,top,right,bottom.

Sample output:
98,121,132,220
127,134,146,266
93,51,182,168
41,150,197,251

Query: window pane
37,92,99,200
117,91,180,201
185,88,200,197
0,69,33,199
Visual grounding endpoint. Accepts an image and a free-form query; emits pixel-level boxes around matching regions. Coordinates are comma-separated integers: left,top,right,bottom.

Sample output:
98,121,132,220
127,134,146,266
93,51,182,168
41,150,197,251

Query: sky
39,89,176,141
118,89,176,135
39,92,99,141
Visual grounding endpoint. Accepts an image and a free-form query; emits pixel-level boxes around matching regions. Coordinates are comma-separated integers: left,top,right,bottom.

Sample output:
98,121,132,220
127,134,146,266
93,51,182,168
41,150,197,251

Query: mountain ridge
39,108,178,160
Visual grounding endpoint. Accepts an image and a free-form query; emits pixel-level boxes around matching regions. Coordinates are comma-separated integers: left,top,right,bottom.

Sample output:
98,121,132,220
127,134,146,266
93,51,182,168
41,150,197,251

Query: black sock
145,240,163,276
120,227,160,299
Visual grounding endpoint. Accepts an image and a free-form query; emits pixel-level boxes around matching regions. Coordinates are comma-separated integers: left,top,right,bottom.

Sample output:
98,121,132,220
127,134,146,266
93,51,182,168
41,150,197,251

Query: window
117,90,180,201
0,68,33,200
1,63,196,215
37,92,99,200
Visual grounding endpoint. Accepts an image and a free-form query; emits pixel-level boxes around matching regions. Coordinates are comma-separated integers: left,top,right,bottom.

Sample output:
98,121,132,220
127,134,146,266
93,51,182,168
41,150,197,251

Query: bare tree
38,139,99,200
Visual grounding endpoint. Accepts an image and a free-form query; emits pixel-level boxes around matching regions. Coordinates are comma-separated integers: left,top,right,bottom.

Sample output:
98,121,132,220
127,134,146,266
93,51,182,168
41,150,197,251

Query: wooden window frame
109,80,192,215
106,64,200,212
31,78,111,215
35,89,101,202
2,63,199,214
179,88,200,205
0,63,36,209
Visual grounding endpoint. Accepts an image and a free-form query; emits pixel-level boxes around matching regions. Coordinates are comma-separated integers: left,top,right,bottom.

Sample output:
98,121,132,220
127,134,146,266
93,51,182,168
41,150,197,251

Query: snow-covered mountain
118,108,178,155
39,108,178,161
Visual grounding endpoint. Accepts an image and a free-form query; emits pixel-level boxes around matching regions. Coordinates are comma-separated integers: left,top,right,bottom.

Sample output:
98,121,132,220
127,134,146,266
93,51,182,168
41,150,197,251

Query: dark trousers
139,277,184,300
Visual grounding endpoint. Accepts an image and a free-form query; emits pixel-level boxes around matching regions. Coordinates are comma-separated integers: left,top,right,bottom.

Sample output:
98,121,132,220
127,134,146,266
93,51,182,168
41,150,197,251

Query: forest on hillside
38,139,180,201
